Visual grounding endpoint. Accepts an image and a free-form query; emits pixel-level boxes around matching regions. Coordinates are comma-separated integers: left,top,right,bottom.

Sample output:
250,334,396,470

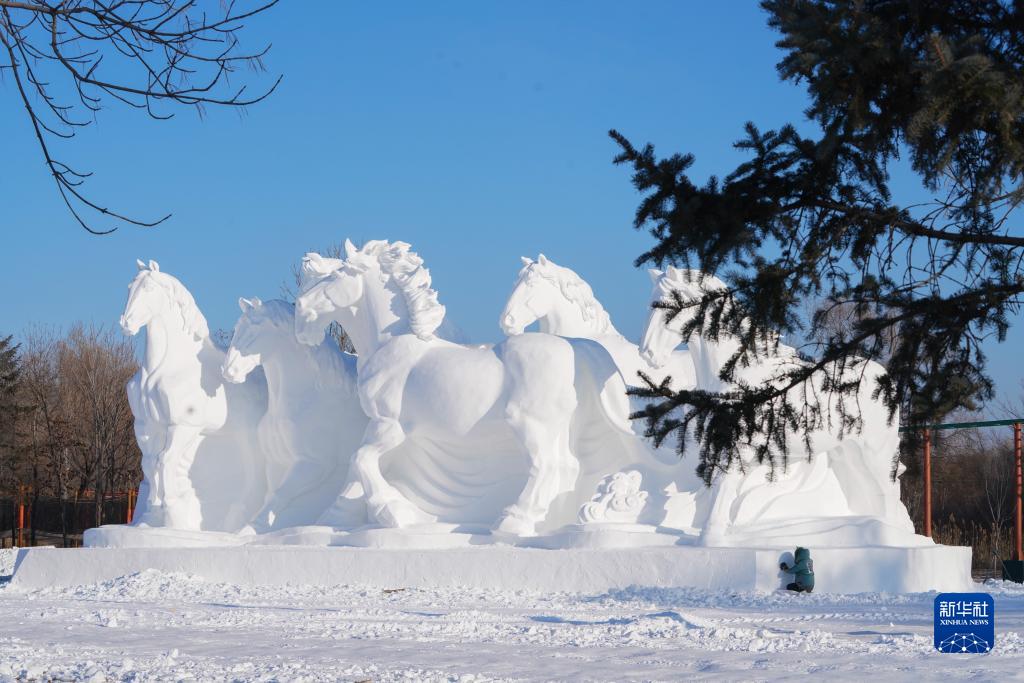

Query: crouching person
780,547,814,593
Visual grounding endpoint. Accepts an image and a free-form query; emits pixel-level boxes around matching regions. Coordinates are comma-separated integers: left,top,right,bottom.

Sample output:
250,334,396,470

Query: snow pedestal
11,541,971,594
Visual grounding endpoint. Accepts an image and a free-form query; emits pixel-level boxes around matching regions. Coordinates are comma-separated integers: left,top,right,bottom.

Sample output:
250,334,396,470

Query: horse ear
136,259,147,271
251,296,262,308
538,253,549,266
239,297,253,312
520,256,533,267
344,239,357,259
647,268,663,284
149,260,160,272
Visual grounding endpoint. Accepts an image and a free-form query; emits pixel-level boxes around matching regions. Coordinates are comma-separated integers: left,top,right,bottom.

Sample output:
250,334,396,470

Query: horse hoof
493,511,536,538
319,495,368,528
373,499,432,528
699,526,728,547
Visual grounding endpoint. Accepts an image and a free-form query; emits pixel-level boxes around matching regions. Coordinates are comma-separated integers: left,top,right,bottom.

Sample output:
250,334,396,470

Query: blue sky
2,2,1021,401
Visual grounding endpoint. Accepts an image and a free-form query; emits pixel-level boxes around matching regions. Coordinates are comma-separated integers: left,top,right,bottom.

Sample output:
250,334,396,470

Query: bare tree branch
1,0,281,233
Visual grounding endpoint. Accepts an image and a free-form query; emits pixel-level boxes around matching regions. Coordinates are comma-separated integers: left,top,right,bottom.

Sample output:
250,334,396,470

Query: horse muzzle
501,313,524,336
221,362,245,384
222,348,258,384
119,315,139,336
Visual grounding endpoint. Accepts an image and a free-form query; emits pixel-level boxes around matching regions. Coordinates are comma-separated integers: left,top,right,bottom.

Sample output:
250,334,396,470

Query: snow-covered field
0,548,1020,681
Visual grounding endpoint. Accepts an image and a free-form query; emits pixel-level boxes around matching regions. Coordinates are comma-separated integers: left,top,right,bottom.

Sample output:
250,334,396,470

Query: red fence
0,491,136,547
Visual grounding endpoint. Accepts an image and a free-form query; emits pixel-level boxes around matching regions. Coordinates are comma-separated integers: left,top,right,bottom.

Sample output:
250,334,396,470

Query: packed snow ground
0,548,1020,681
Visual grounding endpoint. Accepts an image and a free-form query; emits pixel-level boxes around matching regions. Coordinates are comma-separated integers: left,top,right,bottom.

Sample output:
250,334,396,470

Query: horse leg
318,474,368,528
495,410,574,537
493,335,578,537
351,418,433,528
552,426,580,518
252,459,345,532
699,461,746,546
160,425,204,530
136,452,160,526
134,425,167,526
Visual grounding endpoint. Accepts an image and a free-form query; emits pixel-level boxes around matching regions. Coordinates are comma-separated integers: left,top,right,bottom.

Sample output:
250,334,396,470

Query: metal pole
17,499,24,548
1015,422,1023,562
923,429,932,538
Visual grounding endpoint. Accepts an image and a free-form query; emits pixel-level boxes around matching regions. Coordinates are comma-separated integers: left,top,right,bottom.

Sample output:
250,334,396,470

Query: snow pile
0,644,465,683
599,584,920,610
1,568,1022,680
0,549,16,577
984,577,1024,597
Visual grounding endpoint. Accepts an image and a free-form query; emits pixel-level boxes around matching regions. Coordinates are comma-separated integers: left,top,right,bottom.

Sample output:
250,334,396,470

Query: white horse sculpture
499,254,707,515
500,254,696,391
120,260,267,531
222,298,367,533
294,240,633,537
639,267,916,546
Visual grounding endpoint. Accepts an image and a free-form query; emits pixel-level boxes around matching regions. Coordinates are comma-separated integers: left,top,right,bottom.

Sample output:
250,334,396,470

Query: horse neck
686,327,743,392
143,315,203,376
343,273,413,358
540,298,622,340
258,334,331,401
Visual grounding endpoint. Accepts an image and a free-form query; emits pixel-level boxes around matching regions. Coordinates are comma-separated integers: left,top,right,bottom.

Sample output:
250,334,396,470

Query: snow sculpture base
703,516,932,549
84,513,928,551
82,525,252,548
85,522,695,551
86,523,501,550
522,524,691,549
16,542,971,595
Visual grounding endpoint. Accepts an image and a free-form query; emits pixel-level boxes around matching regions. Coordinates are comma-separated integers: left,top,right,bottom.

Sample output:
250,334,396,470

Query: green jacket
785,547,815,589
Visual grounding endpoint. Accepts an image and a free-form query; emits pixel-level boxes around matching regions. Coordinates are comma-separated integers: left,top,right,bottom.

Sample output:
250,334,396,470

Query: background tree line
900,412,1021,577
0,326,139,546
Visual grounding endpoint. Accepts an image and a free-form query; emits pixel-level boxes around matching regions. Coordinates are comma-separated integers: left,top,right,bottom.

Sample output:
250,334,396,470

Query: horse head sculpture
501,254,614,338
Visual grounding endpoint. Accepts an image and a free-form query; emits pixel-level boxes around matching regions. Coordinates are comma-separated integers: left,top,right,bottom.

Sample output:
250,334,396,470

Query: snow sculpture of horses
294,240,634,537
639,267,916,546
222,298,367,533
500,254,697,391
499,254,706,516
120,260,267,531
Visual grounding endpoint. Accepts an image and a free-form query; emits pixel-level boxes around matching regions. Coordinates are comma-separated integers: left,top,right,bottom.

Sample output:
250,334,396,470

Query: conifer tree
0,334,20,476
613,0,1024,481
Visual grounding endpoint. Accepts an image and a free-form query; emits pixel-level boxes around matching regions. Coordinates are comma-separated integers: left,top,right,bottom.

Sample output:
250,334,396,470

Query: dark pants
786,582,813,593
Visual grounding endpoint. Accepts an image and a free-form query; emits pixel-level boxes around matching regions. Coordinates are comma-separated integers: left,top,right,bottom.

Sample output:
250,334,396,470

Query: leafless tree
9,325,140,542
981,441,1014,555
17,327,68,543
807,299,901,362
210,327,233,349
996,381,1024,421
0,0,281,233
57,323,138,526
942,424,1016,549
